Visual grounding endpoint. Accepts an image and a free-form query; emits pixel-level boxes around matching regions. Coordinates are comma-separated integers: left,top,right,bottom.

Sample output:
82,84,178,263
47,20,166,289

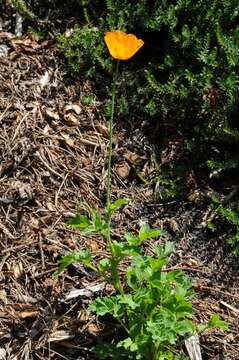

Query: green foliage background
61,0,239,177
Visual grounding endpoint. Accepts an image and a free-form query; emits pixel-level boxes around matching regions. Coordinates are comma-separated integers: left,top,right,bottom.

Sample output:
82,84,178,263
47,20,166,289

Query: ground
0,22,239,360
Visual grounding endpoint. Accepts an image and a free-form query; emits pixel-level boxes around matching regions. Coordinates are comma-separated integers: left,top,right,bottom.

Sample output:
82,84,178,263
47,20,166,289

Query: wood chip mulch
0,31,239,360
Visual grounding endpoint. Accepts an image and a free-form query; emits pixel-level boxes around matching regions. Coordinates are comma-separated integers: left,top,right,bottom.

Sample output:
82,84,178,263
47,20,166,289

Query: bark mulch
0,31,239,360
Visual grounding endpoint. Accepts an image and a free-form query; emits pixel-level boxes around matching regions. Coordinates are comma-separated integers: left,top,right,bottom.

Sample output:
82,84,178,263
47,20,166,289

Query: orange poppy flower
104,31,144,60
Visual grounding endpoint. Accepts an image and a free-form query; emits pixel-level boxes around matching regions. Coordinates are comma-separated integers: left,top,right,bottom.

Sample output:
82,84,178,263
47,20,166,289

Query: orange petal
104,31,144,60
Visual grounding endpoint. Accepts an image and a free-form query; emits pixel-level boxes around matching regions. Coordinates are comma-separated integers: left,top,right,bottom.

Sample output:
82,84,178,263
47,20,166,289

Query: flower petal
104,31,144,60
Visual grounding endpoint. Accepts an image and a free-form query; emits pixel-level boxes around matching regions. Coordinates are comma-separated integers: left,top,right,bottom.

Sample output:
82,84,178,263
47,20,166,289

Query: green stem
110,255,124,294
105,61,123,294
106,60,119,212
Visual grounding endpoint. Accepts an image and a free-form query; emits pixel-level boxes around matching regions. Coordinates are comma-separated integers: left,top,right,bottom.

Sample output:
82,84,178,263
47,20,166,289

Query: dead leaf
46,202,55,211
0,221,14,240
0,45,8,58
15,13,23,37
86,239,100,252
63,113,79,126
97,123,108,137
87,323,101,335
167,219,179,232
64,104,82,114
31,217,39,229
18,183,33,202
124,151,143,165
43,277,56,288
78,309,90,322
185,258,200,268
0,289,7,305
43,124,51,134
115,161,130,179
82,158,91,167
0,348,6,360
9,51,19,61
16,294,38,304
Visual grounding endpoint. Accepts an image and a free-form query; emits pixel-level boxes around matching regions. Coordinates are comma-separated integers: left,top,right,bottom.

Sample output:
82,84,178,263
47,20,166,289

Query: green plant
55,34,227,359
56,204,227,359
208,196,239,255
58,25,111,77
149,175,179,201
90,241,194,360
11,0,36,21
207,158,239,178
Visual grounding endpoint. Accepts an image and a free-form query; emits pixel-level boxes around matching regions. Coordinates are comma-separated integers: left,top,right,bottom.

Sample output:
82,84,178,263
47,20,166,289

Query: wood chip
65,283,105,300
45,108,60,121
220,300,239,314
0,349,6,360
39,71,50,89
48,330,74,343
61,132,75,147
185,334,202,360
18,310,39,319
13,261,24,279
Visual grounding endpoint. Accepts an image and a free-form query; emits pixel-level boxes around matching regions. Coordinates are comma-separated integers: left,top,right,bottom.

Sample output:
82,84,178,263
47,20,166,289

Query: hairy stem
106,60,119,212
105,61,123,294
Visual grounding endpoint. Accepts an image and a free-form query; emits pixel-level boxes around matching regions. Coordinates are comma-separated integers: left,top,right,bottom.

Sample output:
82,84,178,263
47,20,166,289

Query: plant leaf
108,198,129,213
139,224,164,241
66,214,91,229
89,296,123,318
92,343,127,359
124,232,140,246
117,338,138,352
54,250,92,276
209,314,228,331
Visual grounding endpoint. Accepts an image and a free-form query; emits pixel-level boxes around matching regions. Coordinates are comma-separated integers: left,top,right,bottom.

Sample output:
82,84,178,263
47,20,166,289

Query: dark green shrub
58,0,239,178
58,25,111,77
208,196,239,255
